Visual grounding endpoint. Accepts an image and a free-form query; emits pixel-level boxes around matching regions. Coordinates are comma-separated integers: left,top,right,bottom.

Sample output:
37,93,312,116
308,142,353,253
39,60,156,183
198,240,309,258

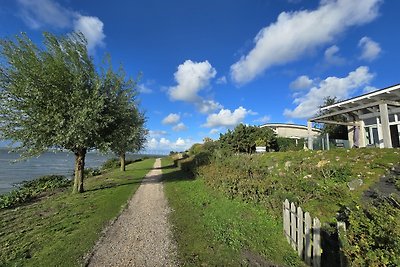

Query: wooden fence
283,199,321,267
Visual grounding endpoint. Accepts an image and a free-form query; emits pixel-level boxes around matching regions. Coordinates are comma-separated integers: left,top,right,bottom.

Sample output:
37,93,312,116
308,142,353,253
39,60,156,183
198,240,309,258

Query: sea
0,148,142,195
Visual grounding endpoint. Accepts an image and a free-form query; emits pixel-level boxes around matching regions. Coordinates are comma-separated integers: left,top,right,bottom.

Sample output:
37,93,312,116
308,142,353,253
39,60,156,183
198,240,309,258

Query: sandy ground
87,158,178,267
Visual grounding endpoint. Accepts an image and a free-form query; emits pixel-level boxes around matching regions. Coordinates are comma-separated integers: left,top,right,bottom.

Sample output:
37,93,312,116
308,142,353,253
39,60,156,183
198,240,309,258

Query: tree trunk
120,152,126,172
73,148,87,193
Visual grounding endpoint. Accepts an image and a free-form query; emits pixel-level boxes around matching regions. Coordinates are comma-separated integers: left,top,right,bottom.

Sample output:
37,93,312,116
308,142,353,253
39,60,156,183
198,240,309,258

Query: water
0,149,140,195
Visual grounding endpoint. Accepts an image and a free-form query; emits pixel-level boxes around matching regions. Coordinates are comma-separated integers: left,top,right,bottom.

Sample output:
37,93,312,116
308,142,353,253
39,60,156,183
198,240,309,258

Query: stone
347,178,363,191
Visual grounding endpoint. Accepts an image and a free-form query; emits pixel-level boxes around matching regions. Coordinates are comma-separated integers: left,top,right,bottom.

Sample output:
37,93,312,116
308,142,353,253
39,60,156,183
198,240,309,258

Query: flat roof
260,123,321,132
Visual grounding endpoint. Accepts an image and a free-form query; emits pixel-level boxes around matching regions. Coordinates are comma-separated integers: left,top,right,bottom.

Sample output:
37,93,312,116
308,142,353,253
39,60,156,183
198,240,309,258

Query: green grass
0,158,155,266
162,157,304,267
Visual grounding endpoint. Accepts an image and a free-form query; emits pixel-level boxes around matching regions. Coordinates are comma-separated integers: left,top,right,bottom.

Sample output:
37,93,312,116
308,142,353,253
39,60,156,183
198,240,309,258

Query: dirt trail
87,158,178,267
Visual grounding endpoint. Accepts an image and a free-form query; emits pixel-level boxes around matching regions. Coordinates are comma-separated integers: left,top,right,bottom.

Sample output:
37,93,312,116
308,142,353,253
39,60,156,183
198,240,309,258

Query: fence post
290,202,297,250
337,221,347,267
283,200,290,243
304,212,312,265
297,206,304,258
313,218,321,267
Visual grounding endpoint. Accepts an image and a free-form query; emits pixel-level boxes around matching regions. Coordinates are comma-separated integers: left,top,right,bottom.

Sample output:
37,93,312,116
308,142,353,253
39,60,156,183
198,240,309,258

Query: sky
1,0,400,153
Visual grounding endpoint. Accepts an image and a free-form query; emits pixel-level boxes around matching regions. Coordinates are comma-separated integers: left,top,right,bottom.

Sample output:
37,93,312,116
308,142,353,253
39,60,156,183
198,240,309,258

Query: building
260,123,321,145
308,83,400,149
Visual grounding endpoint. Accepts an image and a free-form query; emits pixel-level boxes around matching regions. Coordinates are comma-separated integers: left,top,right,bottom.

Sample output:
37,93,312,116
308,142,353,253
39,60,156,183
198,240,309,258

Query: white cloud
358,36,381,61
203,106,249,128
168,60,221,114
290,75,314,90
230,0,382,84
148,130,168,138
145,137,196,152
73,15,105,51
137,83,153,94
284,66,375,119
173,123,188,132
363,85,378,93
196,100,223,114
324,45,346,65
17,0,72,29
17,0,105,52
162,113,180,125
254,115,271,124
216,76,227,84
169,60,216,102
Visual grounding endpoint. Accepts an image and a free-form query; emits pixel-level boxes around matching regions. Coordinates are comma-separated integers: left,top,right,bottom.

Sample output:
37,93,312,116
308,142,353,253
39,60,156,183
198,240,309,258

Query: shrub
101,158,120,170
342,198,400,266
0,175,71,209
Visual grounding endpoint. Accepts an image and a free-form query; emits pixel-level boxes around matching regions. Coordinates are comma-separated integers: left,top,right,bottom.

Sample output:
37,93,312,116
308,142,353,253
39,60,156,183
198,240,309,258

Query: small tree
0,32,111,193
318,96,348,140
99,64,147,171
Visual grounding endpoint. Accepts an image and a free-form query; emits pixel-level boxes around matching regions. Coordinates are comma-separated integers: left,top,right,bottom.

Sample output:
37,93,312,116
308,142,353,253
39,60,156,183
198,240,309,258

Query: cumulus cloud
230,0,382,84
324,45,346,65
290,75,314,90
254,115,271,124
17,0,105,51
173,123,188,132
358,36,381,61
162,113,180,125
145,137,196,152
137,84,153,94
169,60,216,102
284,66,375,119
168,60,221,113
148,130,168,138
196,100,223,114
216,76,227,85
73,16,105,51
203,106,249,128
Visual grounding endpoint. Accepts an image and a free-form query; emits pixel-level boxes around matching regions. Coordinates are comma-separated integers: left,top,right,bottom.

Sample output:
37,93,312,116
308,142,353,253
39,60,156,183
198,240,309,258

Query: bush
276,137,303,152
101,158,120,170
342,198,400,266
0,175,71,209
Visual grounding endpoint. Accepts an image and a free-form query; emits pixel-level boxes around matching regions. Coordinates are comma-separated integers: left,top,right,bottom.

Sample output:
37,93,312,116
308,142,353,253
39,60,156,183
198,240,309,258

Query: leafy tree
0,32,114,193
218,124,277,154
318,96,348,140
99,63,147,171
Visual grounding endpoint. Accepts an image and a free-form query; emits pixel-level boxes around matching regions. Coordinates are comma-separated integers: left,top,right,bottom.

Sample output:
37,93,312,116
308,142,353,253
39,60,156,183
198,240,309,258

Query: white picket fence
283,199,321,267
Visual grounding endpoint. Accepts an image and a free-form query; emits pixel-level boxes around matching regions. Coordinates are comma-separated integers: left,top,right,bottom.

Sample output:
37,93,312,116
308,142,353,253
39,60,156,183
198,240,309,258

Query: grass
0,158,155,266
162,157,304,267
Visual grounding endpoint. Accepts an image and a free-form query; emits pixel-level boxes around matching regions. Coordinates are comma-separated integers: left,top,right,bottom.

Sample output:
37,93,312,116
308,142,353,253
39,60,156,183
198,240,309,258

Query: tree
218,124,277,154
0,32,112,193
99,64,147,171
318,96,348,140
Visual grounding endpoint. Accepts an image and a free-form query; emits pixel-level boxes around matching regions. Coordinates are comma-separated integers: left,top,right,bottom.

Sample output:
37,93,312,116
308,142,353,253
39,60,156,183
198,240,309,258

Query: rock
303,174,312,179
284,161,291,170
348,179,363,191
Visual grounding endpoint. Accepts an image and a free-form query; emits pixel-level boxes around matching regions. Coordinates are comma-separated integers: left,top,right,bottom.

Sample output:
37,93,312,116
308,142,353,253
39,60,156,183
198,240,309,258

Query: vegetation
317,96,348,140
162,157,304,266
181,143,400,266
0,175,71,209
99,62,147,171
0,158,155,266
219,124,277,153
0,32,147,193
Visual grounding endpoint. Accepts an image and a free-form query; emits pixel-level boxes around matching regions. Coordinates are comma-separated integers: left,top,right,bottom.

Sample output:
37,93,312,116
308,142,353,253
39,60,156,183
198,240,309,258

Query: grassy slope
0,158,155,266
162,157,304,267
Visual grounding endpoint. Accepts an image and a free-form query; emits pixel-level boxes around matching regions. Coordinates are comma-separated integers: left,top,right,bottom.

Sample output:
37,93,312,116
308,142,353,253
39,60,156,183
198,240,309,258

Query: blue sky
1,0,399,153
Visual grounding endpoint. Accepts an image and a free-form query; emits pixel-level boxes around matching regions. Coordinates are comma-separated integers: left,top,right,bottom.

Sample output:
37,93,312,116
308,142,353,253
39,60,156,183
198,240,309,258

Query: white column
395,114,400,144
307,121,313,150
376,117,384,148
368,126,374,145
326,133,330,150
358,120,366,148
379,103,392,148
347,126,354,148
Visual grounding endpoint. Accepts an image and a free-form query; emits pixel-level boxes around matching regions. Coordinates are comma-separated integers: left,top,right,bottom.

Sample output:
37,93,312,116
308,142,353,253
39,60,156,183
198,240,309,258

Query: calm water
0,149,141,195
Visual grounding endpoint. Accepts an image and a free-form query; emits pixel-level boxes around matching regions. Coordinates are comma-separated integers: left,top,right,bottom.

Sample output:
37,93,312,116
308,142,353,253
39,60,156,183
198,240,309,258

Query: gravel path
87,158,178,267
